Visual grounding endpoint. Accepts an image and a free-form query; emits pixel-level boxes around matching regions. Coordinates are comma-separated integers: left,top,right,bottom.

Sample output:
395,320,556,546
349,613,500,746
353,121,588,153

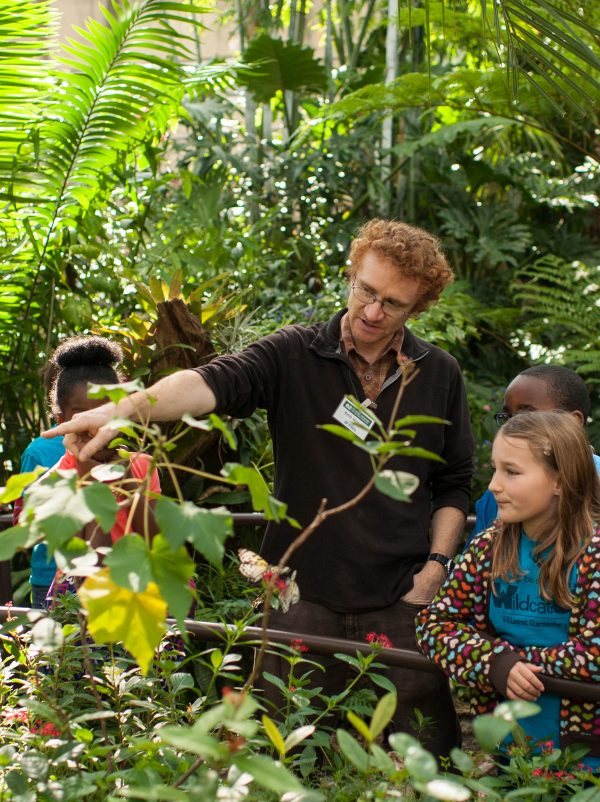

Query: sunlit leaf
78,568,167,674
283,724,315,753
0,468,45,503
222,463,292,523
87,379,146,402
262,714,286,757
182,412,237,450
89,463,127,483
347,711,371,742
23,472,95,548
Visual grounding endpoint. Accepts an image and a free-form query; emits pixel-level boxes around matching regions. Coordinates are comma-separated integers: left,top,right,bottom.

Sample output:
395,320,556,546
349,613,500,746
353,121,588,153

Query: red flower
262,571,286,592
290,638,309,653
39,722,60,737
541,740,554,753
365,632,393,649
532,768,546,777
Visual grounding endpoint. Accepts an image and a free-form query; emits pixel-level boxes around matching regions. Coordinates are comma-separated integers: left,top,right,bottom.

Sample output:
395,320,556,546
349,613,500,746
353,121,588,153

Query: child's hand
506,662,545,701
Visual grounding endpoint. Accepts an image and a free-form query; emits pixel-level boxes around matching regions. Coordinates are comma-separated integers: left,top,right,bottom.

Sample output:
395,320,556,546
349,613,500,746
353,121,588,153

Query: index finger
42,416,93,439
75,428,116,462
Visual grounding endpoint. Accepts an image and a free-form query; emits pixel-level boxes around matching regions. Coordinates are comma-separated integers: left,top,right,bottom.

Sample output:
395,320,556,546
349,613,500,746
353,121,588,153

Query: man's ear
570,409,585,426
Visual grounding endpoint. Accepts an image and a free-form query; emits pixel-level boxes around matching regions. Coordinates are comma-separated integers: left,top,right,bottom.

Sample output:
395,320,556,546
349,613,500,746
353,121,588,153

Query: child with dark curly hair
19,336,160,605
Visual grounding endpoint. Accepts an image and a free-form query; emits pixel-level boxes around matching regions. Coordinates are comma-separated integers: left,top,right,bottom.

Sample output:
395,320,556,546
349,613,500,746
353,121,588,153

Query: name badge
333,395,376,441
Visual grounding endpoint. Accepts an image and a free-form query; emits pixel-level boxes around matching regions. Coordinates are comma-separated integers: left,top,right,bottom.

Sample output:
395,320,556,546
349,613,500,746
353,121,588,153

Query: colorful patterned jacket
416,525,600,758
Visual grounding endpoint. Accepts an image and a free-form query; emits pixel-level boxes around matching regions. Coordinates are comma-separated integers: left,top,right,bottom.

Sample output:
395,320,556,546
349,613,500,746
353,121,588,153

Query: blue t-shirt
20,434,65,474
489,533,599,771
471,452,600,543
19,433,65,587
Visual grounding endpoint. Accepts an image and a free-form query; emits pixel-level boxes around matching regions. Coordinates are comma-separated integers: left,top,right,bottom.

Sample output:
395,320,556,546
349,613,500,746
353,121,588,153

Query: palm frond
0,0,214,451
0,1,58,180
490,0,600,114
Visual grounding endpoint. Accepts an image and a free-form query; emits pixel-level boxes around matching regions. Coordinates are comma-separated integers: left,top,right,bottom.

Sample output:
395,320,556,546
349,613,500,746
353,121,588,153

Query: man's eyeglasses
350,284,410,319
494,412,512,427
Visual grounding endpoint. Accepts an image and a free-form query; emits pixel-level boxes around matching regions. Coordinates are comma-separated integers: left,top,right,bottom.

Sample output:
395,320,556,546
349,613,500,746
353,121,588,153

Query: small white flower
425,779,471,801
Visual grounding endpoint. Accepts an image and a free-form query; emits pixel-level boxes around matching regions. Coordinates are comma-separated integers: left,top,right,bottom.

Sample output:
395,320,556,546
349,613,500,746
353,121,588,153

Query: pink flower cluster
2,708,60,737
290,638,309,653
2,708,28,725
365,632,393,649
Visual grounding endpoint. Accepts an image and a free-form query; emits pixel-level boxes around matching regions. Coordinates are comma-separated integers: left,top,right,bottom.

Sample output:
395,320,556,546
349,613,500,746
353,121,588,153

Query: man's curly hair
347,219,454,315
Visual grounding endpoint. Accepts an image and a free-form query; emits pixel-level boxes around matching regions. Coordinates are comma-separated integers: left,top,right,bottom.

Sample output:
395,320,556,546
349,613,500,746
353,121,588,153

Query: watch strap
427,552,455,576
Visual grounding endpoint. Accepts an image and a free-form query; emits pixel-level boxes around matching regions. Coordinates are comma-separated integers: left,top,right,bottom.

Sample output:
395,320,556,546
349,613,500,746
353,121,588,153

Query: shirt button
364,373,372,381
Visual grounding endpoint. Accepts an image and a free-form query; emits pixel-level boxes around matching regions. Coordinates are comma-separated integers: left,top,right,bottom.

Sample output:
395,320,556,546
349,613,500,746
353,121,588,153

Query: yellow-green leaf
0,469,45,503
262,714,286,758
347,711,372,743
78,568,167,674
369,692,397,740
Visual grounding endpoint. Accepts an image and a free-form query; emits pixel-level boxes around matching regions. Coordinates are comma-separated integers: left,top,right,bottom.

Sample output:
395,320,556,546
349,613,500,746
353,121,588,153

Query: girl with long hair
417,411,600,771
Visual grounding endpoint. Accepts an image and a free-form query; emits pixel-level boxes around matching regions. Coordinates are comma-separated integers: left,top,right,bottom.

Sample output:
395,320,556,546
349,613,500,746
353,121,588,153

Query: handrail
0,606,597,702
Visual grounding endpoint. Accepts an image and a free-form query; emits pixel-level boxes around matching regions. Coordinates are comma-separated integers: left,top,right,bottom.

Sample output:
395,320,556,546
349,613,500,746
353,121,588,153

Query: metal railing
0,606,598,702
1,513,598,703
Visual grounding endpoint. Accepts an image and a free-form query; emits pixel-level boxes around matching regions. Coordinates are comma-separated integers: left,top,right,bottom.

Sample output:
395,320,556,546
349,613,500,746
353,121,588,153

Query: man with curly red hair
48,219,473,759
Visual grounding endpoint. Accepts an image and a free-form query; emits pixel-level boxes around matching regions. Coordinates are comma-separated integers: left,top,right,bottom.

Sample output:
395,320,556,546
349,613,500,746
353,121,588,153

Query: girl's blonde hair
491,410,600,609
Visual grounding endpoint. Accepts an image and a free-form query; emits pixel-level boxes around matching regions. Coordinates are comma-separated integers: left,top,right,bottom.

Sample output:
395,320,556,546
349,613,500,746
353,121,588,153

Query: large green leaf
234,754,304,794
155,498,233,567
239,33,327,102
105,533,153,593
150,534,195,632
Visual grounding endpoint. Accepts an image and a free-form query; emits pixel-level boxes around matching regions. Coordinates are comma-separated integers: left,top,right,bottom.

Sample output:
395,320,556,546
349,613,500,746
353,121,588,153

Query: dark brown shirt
340,313,408,402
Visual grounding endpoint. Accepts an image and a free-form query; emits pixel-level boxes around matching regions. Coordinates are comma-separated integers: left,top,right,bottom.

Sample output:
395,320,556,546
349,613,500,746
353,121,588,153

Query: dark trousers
259,597,461,760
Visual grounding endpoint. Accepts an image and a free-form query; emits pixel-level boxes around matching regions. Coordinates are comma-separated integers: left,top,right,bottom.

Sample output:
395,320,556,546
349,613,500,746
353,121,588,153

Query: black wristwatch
427,553,455,577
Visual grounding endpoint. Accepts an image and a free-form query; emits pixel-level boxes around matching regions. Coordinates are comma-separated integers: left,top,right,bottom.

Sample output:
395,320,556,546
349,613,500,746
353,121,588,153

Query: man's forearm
43,369,219,462
430,506,467,557
118,369,217,423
